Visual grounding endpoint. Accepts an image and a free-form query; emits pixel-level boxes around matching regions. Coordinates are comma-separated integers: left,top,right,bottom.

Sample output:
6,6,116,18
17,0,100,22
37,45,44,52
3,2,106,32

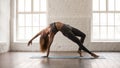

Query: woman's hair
40,32,49,52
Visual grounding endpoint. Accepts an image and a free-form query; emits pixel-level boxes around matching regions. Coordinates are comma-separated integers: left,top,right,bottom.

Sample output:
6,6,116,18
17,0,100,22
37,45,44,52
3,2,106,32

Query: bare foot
91,53,99,58
78,50,83,57
41,56,48,58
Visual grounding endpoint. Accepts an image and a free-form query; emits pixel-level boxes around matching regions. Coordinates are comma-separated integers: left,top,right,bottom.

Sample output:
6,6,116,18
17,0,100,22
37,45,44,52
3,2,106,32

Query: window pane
18,14,25,26
33,27,40,41
25,27,32,39
40,14,47,26
100,27,107,39
108,13,114,26
108,27,114,39
33,14,40,26
92,0,99,11
92,26,100,39
25,0,31,12
100,13,107,26
116,0,120,11
108,0,115,11
18,0,24,12
92,0,120,41
18,27,25,40
100,0,106,11
25,14,32,26
93,13,99,25
115,27,120,39
33,0,40,12
40,0,47,12
33,27,39,35
16,0,47,41
115,13,120,25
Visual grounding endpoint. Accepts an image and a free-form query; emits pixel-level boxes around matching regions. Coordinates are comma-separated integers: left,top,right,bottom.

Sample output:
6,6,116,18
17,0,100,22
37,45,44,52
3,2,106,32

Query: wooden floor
0,52,120,68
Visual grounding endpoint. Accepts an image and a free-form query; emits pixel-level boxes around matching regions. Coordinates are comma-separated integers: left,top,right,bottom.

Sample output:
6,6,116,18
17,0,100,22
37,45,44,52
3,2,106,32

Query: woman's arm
27,30,43,46
46,32,55,57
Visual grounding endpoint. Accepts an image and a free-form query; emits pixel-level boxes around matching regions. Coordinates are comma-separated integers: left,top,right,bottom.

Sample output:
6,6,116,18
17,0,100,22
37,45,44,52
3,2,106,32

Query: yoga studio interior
0,0,120,68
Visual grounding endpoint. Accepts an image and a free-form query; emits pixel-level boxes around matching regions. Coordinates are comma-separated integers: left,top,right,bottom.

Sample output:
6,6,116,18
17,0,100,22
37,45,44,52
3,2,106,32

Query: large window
92,0,120,42
14,0,47,41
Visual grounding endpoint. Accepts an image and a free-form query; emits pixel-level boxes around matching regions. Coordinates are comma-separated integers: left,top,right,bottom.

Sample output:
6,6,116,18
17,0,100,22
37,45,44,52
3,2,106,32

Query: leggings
60,24,92,54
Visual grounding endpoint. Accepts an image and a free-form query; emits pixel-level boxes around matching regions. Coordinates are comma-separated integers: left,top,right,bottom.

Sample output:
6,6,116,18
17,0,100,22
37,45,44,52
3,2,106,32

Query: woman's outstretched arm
27,30,43,46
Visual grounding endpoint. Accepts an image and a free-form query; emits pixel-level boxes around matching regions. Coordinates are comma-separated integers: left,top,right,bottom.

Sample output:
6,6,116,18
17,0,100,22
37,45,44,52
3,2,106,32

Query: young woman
28,22,99,58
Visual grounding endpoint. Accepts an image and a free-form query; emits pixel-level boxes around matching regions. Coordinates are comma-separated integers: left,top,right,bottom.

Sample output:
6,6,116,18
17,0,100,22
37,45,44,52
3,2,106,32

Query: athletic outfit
50,23,58,34
50,22,92,54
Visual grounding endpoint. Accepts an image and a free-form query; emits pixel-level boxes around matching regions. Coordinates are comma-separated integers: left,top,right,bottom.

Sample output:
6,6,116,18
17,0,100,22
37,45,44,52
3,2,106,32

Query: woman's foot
78,50,83,57
41,56,48,58
91,53,99,58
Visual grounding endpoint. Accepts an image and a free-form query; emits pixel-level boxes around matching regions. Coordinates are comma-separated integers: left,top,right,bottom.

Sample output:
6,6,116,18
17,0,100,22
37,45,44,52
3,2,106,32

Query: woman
28,22,99,58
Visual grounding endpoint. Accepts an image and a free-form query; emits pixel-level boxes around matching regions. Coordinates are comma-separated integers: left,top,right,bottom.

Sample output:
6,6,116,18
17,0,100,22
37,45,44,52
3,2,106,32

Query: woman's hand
28,40,32,46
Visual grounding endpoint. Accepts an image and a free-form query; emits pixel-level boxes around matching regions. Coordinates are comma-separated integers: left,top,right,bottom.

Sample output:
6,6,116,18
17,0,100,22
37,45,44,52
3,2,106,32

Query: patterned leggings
60,24,92,54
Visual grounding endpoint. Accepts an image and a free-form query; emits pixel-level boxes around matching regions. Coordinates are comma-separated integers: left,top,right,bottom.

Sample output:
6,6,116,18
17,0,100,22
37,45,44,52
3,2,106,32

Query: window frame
92,0,120,42
14,0,48,42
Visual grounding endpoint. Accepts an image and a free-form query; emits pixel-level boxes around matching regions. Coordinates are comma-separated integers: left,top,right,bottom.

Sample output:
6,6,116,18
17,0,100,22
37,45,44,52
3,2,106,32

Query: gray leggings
60,24,92,54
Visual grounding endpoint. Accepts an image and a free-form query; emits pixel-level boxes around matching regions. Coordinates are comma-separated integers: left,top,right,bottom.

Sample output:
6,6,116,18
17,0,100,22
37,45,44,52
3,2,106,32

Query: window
14,0,47,41
92,0,120,42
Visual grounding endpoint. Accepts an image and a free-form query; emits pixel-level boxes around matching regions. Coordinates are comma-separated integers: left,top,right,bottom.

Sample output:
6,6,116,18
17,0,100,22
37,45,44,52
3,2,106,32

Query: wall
48,0,91,51
11,0,120,51
0,0,10,53
48,0,120,51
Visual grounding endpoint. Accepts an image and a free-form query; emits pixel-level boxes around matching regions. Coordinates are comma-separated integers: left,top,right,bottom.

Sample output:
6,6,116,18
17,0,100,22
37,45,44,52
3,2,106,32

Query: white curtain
0,0,10,53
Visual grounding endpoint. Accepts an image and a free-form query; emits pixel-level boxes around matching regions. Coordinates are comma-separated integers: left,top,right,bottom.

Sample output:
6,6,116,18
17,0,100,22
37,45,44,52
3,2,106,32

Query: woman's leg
62,32,99,58
78,47,83,57
71,27,86,44
71,27,86,56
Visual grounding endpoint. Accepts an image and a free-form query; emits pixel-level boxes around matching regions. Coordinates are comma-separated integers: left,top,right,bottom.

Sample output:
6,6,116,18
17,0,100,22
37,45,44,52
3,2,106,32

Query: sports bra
50,22,58,33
